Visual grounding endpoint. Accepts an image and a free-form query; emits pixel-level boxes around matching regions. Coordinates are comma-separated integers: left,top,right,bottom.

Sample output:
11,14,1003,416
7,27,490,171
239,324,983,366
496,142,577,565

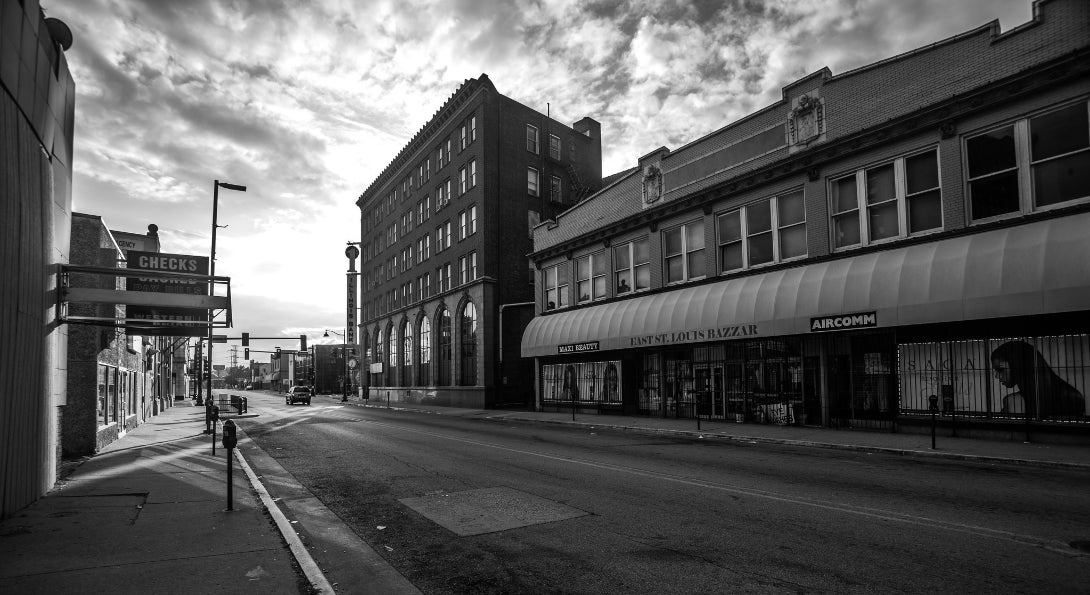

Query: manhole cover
399,487,587,536
1071,540,1090,552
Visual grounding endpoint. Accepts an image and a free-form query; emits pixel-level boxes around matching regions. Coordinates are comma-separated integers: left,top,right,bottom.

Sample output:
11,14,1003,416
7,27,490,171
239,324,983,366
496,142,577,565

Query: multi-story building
357,74,602,408
523,0,1090,443
0,1,76,518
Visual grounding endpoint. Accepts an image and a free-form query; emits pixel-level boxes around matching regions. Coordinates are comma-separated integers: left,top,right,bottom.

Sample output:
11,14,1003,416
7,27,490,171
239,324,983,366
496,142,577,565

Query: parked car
244,384,253,390
285,385,312,406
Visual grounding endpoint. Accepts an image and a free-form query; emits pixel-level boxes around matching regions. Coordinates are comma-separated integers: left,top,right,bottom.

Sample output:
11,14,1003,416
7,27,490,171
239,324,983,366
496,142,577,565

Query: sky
54,0,1033,365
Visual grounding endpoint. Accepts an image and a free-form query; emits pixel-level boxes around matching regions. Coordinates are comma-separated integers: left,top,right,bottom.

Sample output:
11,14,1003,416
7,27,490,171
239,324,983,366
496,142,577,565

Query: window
437,144,445,169
550,176,561,202
663,220,705,284
549,134,561,160
527,124,539,154
458,210,467,240
967,102,1090,220
613,238,650,295
470,115,477,142
459,166,468,195
467,205,477,235
373,328,384,384
717,190,807,272
436,224,446,252
469,251,477,280
444,179,452,204
387,325,397,386
445,139,452,165
460,122,468,151
469,159,477,188
419,196,430,222
402,321,413,385
832,149,941,249
443,221,452,249
459,255,468,285
544,263,569,310
460,302,478,386
437,309,452,386
418,316,431,386
528,167,540,196
437,263,452,292
576,252,607,303
436,180,447,208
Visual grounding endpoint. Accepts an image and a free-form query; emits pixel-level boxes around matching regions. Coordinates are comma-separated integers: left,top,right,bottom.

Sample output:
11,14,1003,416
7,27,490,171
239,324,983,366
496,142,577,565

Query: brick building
357,74,602,408
523,0,1090,443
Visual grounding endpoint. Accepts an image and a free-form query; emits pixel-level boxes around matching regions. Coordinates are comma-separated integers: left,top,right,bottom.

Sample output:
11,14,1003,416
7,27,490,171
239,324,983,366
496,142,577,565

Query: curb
234,433,335,594
342,399,1090,472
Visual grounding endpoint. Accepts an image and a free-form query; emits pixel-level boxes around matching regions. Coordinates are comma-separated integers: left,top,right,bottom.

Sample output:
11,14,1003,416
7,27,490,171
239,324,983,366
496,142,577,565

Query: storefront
524,213,1090,436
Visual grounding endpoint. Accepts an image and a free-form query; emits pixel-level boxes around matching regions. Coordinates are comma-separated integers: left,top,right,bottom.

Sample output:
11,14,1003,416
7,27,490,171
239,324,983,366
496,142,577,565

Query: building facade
0,1,76,518
523,0,1090,443
357,74,602,408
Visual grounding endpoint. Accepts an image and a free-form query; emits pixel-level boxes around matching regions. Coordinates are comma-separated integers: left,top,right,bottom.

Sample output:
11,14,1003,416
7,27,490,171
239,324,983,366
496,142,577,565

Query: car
285,385,312,406
244,384,253,390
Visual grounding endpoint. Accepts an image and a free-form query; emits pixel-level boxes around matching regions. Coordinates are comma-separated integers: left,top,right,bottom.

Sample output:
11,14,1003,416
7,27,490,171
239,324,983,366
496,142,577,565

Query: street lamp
206,179,246,406
324,329,349,402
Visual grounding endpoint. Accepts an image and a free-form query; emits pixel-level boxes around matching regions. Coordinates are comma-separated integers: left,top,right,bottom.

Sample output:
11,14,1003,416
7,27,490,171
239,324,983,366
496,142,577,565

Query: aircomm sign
810,311,877,332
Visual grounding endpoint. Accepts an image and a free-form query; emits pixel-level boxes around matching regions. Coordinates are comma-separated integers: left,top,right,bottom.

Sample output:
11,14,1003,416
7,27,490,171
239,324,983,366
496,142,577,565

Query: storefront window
402,320,414,386
542,361,622,407
459,302,478,385
437,309,452,385
418,316,431,386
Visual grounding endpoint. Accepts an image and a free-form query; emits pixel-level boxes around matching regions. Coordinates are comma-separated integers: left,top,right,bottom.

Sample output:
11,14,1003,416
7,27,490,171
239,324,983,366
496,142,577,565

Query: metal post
342,328,349,402
226,449,233,510
207,181,219,408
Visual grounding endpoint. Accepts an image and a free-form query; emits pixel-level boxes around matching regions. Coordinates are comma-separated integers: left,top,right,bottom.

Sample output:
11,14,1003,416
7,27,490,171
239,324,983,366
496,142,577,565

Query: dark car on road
286,385,312,406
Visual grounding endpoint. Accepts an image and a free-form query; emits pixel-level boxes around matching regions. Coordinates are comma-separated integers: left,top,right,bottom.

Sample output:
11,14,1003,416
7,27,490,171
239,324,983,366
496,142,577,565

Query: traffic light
244,348,249,359
275,347,281,359
242,332,249,347
299,334,307,351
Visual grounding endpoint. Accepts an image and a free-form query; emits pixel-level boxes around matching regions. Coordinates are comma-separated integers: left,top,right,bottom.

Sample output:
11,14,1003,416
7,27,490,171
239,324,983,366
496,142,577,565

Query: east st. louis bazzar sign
125,250,210,332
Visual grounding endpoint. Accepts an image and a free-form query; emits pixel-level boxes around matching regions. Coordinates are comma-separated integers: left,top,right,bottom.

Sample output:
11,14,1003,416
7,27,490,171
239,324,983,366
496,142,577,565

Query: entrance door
664,353,693,418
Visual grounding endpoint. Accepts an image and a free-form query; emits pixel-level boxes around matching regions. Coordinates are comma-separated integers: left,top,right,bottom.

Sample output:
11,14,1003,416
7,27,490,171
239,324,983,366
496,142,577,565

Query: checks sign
125,251,210,333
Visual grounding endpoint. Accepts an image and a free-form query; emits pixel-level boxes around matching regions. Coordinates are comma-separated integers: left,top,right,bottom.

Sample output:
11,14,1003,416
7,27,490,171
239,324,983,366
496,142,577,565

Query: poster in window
989,336,1089,418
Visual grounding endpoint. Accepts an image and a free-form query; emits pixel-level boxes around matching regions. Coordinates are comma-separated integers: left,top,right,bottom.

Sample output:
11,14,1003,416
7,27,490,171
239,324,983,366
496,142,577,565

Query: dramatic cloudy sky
56,0,1031,364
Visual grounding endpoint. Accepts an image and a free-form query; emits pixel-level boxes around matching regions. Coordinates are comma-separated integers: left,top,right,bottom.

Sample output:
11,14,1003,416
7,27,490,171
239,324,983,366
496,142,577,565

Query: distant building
357,74,602,408
523,0,1090,442
313,343,349,395
0,2,76,518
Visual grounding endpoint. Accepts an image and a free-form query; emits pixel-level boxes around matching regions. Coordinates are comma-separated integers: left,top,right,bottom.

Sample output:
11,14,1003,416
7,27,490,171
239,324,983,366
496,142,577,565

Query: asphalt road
235,393,1090,594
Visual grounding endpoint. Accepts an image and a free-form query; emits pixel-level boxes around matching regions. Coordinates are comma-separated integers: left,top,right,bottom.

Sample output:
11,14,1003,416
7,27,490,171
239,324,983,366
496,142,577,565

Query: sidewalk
341,395,1090,470
0,403,310,594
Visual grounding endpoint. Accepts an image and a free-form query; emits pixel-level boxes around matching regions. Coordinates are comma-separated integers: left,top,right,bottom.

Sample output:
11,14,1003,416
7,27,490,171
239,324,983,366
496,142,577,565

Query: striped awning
521,211,1090,357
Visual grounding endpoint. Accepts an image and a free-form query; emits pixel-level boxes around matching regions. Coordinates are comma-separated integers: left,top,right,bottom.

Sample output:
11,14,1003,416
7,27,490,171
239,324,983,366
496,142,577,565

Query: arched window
373,328,384,387
360,330,370,391
459,302,478,385
418,316,431,386
437,308,452,386
402,319,414,386
387,324,397,386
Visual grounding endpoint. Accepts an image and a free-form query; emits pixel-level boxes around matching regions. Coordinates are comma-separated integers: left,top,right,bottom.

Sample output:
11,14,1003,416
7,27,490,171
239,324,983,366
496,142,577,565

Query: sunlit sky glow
56,0,1032,364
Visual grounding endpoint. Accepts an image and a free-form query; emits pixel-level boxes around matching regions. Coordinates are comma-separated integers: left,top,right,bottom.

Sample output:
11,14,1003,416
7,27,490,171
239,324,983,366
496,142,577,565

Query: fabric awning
521,211,1090,358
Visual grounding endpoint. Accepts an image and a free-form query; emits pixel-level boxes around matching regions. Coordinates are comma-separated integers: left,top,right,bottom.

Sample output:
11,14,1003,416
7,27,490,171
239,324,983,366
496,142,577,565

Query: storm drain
398,487,587,536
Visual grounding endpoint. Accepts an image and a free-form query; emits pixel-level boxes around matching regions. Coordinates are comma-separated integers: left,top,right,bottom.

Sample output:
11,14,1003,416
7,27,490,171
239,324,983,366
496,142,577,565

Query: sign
125,250,210,332
558,341,599,354
212,335,228,343
213,364,225,370
629,324,759,347
810,311,877,332
369,362,383,373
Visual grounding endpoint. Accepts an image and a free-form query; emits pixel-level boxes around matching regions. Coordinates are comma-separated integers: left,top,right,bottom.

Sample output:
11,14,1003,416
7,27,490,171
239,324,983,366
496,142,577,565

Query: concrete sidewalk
341,395,1090,470
0,404,311,594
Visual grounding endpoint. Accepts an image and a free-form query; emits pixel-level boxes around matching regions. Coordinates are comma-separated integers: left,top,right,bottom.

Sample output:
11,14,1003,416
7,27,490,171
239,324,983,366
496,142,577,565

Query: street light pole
206,180,246,405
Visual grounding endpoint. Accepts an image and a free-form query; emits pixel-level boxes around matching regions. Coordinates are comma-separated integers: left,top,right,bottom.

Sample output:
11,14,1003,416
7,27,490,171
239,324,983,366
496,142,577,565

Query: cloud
59,0,1030,360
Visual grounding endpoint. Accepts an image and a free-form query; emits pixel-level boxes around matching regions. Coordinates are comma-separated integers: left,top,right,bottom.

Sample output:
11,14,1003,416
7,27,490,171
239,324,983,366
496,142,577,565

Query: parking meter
222,419,237,450
928,395,939,413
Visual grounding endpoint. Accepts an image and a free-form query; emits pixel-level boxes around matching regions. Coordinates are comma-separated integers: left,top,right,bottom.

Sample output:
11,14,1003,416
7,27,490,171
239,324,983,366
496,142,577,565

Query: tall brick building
523,0,1090,443
357,74,602,407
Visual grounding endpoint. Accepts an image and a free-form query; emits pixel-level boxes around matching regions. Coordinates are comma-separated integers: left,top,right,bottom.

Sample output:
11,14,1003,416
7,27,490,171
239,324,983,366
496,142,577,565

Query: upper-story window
469,159,477,188
549,134,561,160
831,149,941,250
613,238,650,295
458,210,467,240
460,122,468,151
470,115,477,142
459,166,468,195
663,219,705,284
718,190,806,272
550,175,562,202
528,167,540,196
527,124,539,154
436,144,445,170
436,223,447,252
544,262,569,311
467,205,477,236
967,101,1090,221
445,139,452,164
436,180,448,209
576,251,607,303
